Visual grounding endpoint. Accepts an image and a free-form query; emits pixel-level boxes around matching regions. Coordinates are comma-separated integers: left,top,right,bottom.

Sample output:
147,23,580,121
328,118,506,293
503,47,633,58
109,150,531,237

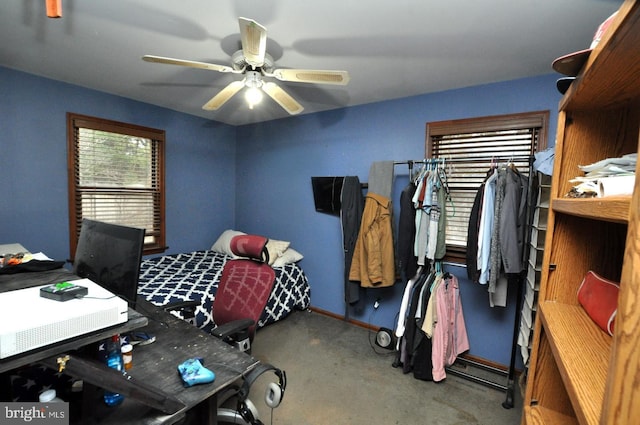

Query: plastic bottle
103,334,125,406
121,344,133,370
39,389,64,403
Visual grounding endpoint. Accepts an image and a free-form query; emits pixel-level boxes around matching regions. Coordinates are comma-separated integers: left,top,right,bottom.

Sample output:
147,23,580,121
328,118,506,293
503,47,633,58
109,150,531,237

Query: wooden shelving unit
525,406,578,425
540,303,611,425
551,197,630,224
522,2,640,425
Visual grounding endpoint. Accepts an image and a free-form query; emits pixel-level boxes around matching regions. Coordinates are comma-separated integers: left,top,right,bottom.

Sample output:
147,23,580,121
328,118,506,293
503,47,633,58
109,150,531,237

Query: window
67,113,166,258
425,111,549,261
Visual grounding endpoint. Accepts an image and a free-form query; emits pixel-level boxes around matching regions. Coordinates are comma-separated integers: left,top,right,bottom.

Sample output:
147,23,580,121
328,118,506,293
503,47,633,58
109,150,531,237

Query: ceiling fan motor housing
232,50,274,73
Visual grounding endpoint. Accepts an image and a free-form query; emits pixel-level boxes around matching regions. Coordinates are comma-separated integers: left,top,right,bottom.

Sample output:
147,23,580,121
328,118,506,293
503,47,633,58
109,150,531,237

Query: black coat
341,176,364,305
397,183,418,281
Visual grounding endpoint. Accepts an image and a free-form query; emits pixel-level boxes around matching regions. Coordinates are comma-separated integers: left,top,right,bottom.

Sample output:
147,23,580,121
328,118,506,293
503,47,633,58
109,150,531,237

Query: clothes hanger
413,164,425,185
486,157,497,177
507,156,520,173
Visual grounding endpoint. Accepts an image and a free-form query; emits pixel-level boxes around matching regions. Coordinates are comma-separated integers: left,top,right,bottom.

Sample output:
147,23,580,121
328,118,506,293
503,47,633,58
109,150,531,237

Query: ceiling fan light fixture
245,87,263,109
244,70,263,109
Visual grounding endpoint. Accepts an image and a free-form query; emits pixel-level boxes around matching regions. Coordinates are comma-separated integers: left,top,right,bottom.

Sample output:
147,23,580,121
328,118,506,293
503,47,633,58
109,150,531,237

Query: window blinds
428,126,540,258
69,116,164,253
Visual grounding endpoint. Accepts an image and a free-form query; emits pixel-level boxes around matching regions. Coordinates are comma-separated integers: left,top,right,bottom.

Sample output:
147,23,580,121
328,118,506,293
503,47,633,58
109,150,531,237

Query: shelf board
552,196,630,224
524,405,578,425
560,2,640,111
540,302,612,425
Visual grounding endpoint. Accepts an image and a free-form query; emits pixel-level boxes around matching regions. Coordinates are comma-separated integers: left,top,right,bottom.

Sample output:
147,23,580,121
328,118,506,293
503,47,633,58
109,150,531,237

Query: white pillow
272,248,304,267
211,229,246,257
265,239,290,265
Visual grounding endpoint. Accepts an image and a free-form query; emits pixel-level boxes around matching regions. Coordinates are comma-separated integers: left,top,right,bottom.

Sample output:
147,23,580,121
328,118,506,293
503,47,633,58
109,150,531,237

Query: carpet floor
246,309,523,425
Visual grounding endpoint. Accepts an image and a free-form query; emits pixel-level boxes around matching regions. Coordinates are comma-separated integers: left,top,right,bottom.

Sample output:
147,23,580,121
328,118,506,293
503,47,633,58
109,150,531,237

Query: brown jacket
349,193,396,287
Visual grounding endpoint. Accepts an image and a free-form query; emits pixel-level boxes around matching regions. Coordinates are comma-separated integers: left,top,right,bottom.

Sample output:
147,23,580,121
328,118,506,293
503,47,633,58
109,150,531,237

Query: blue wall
0,66,237,260
1,65,561,366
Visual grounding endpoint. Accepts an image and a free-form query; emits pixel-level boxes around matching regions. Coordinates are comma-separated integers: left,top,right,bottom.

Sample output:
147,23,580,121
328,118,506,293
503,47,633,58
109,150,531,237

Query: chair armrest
164,300,199,311
211,318,255,339
163,300,199,320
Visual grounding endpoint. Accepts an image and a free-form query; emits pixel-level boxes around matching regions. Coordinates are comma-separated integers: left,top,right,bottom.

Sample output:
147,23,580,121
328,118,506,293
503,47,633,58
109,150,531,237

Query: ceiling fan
142,17,350,115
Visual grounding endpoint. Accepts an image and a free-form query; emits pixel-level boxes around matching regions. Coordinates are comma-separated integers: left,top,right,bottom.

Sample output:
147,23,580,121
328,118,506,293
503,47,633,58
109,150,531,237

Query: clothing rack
394,159,433,165
393,155,534,408
360,157,532,407
394,156,531,165
393,158,442,173
443,155,535,409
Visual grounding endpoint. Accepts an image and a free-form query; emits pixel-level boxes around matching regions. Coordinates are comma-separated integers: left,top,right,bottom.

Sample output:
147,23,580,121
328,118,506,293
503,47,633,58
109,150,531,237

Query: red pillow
230,234,269,263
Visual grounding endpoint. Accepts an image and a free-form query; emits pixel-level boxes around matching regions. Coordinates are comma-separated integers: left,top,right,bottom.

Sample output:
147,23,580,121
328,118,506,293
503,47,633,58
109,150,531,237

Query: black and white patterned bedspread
138,250,310,332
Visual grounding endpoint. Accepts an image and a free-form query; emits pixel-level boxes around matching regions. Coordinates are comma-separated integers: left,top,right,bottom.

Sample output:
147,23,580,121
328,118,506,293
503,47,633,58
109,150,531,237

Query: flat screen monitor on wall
73,219,145,309
311,177,344,216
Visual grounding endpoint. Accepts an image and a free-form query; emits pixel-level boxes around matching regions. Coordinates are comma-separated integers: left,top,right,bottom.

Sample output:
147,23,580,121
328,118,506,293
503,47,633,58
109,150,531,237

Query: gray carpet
247,309,523,425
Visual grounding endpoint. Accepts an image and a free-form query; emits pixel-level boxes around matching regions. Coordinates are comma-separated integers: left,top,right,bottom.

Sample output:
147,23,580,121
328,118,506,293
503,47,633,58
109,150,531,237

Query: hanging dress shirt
477,170,497,284
431,274,470,382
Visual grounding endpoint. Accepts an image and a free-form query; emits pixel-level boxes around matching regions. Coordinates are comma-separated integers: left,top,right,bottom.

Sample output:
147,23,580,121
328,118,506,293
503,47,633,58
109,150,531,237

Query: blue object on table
104,335,125,406
177,358,215,387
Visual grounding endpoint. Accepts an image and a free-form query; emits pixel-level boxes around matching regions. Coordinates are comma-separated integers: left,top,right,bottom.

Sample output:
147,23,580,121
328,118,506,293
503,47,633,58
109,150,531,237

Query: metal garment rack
444,155,535,409
395,155,534,408
360,157,531,407
393,158,439,173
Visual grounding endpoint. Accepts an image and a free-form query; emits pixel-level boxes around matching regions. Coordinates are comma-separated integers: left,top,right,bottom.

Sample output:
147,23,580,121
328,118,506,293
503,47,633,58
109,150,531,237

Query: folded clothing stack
567,153,636,198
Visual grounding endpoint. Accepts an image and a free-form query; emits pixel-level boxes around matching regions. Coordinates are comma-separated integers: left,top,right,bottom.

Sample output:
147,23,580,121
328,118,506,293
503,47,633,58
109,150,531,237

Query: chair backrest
213,235,275,338
73,219,145,308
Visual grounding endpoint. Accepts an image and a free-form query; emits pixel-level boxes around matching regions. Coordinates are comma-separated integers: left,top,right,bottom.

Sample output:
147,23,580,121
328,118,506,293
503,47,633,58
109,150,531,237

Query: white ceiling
0,0,622,126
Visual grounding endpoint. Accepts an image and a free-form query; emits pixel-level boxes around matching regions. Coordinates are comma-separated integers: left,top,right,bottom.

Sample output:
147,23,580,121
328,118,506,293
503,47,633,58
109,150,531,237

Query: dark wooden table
70,299,259,425
0,267,74,293
0,308,148,374
1,269,259,425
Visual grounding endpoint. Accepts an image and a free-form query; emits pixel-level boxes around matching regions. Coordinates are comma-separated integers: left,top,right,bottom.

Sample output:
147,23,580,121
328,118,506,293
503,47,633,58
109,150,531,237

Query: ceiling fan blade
262,82,304,115
142,55,235,73
238,17,267,68
202,80,245,110
271,69,350,85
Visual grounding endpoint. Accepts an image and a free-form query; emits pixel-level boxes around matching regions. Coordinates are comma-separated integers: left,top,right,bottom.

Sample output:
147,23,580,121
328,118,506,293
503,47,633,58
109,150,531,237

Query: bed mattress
138,250,310,332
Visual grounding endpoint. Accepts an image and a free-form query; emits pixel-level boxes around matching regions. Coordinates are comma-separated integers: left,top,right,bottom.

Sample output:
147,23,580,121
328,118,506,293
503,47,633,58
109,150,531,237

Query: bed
137,231,310,333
